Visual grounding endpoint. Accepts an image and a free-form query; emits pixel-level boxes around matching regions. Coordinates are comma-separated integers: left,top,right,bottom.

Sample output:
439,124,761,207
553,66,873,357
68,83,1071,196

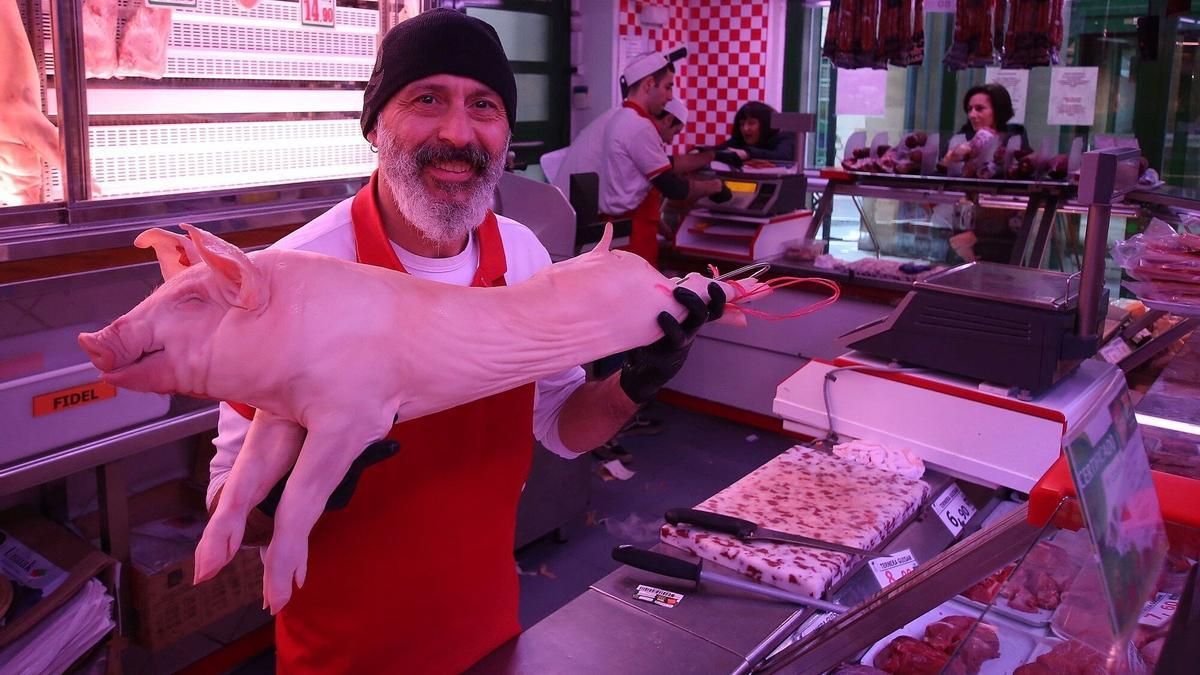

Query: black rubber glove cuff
255,439,400,517
619,284,725,405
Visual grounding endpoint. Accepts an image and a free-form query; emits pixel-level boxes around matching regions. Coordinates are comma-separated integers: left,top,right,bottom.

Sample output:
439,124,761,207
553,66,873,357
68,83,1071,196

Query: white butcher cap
620,46,688,90
663,98,688,126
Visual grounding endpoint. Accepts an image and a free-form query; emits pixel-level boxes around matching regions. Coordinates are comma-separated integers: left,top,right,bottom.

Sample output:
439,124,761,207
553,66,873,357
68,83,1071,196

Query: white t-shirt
599,104,672,215
552,107,618,200
207,197,588,507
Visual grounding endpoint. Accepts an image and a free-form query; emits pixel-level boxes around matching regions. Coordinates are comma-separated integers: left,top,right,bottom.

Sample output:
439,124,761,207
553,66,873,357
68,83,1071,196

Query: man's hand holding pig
619,283,726,405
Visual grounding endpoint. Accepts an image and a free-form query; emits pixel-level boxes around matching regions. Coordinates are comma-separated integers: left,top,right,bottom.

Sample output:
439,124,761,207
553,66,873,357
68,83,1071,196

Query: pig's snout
78,331,116,372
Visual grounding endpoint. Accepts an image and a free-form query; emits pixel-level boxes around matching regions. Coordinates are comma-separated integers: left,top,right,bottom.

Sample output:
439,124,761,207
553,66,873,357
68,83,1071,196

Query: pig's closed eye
178,294,205,308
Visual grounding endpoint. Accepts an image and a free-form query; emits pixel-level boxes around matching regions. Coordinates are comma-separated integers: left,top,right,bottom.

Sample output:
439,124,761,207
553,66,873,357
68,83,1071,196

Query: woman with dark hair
716,101,797,162
943,83,1029,161
942,84,1032,263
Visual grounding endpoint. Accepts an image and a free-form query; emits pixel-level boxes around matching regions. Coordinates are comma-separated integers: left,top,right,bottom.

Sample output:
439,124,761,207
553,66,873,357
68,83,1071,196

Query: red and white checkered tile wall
618,0,772,151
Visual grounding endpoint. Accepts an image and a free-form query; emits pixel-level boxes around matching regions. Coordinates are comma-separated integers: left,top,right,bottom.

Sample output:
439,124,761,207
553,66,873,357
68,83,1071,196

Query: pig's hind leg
262,413,390,614
194,410,304,585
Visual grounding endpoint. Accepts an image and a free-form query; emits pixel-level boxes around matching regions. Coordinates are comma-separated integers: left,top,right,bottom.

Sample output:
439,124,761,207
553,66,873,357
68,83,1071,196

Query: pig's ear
180,224,269,311
588,222,614,255
134,227,202,281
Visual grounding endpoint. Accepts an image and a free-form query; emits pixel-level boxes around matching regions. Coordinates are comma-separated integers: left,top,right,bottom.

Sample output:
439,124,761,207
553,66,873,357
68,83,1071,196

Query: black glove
709,185,733,203
713,149,744,169
255,439,400,517
619,284,726,405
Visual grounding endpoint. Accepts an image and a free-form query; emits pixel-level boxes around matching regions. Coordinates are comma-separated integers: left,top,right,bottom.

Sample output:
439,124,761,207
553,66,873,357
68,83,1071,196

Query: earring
370,144,379,153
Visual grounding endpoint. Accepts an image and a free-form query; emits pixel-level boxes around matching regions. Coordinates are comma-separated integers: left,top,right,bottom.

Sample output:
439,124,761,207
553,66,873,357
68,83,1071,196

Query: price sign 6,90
300,0,336,28
933,483,977,536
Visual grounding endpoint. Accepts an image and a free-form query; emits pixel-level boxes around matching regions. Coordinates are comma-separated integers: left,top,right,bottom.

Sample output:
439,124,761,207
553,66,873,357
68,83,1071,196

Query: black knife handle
664,508,756,538
612,545,702,582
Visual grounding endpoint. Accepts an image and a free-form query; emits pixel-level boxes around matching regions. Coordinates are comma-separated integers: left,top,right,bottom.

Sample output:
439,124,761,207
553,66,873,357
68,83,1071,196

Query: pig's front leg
262,414,390,613
194,410,304,585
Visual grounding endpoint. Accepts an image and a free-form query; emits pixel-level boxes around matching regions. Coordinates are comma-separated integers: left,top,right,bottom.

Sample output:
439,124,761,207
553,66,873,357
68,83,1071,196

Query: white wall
569,0,618,140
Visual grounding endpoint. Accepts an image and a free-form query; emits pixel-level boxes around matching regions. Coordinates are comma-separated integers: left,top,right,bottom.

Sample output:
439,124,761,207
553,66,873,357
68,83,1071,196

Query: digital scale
840,262,1106,395
696,173,808,217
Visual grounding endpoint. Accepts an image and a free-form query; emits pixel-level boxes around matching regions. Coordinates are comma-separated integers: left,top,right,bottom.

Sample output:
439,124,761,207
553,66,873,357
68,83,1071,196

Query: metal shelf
0,402,218,496
0,176,364,262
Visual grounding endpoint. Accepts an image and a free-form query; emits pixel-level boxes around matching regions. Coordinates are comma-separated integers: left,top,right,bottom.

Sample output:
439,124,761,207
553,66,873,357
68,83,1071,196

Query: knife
612,545,849,613
664,508,886,558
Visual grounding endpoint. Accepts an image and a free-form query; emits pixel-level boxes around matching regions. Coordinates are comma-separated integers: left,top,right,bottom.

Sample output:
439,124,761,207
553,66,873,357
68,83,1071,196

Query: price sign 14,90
301,0,336,28
933,483,977,536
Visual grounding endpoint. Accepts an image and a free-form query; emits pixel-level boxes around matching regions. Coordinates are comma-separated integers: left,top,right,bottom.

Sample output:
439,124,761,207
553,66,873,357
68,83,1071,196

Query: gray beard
375,127,506,246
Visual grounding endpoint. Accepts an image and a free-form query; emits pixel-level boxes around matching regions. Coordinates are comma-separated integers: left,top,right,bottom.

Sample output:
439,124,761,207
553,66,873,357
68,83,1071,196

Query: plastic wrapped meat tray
661,446,931,598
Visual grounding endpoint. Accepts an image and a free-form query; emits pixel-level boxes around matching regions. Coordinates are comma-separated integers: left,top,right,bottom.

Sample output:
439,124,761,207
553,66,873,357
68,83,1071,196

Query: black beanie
360,9,518,139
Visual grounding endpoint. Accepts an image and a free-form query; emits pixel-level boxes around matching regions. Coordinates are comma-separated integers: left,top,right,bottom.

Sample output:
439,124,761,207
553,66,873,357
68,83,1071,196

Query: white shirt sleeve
207,401,252,509
623,121,672,178
532,365,587,459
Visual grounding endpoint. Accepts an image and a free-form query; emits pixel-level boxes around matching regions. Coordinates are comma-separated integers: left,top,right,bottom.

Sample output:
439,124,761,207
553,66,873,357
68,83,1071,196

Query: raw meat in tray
660,445,930,598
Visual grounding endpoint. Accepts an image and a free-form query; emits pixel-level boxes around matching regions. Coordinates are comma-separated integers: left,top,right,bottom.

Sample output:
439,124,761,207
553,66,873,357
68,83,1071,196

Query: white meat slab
661,445,931,598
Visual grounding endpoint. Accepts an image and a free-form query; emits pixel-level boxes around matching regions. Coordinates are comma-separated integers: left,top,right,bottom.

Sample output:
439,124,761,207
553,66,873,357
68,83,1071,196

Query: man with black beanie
207,9,724,673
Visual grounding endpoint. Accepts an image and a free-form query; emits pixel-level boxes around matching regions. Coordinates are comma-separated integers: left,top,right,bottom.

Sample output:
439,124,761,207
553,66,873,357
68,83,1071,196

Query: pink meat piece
1140,637,1165,667
924,616,1000,674
82,0,118,79
0,0,63,204
1006,584,1038,613
76,224,773,613
874,636,964,675
236,0,260,7
1015,640,1109,675
117,3,172,79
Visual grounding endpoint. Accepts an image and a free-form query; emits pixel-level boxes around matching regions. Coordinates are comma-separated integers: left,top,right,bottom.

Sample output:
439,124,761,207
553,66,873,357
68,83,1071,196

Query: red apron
625,186,663,267
237,174,536,674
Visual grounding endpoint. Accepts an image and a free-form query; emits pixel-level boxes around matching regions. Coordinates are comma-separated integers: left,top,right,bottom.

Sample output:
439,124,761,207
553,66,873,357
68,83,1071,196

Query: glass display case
0,0,396,261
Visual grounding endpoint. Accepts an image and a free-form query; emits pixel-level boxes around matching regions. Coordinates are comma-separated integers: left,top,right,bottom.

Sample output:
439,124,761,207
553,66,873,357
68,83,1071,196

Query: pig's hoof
193,519,245,584
264,540,307,615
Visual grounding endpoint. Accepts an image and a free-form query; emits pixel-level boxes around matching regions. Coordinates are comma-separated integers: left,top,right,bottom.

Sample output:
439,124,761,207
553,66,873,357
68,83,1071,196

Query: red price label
869,549,919,589
300,0,336,28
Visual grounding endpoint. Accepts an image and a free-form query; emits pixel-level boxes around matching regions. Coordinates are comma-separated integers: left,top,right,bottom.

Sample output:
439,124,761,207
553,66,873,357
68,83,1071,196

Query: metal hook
713,262,771,282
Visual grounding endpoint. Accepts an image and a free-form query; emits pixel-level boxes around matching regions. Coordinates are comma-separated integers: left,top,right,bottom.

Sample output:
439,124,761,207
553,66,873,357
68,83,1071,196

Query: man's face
643,71,674,117
369,74,510,245
654,113,683,144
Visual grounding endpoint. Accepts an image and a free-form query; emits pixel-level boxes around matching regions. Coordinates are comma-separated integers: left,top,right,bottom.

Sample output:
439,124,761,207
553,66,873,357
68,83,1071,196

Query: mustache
411,142,493,173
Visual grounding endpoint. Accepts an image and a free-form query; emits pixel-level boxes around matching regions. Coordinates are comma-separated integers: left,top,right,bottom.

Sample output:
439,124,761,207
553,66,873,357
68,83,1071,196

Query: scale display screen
724,180,757,193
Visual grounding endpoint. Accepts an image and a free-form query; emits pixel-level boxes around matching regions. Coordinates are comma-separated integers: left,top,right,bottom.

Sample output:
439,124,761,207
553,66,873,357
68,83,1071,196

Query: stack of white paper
0,579,115,675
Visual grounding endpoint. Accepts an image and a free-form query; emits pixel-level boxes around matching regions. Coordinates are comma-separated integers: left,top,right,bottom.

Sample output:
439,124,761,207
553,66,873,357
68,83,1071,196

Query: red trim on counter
830,356,1068,430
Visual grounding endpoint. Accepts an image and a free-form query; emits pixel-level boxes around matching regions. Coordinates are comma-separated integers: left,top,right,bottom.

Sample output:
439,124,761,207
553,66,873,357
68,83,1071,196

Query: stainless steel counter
473,463,999,674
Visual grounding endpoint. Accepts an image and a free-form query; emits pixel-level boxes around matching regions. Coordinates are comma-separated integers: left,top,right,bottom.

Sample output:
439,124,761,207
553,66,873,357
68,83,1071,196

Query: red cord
726,276,842,321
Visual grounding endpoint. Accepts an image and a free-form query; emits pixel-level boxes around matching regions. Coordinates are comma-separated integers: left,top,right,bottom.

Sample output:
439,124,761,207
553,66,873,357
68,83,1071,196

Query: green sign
1063,377,1168,644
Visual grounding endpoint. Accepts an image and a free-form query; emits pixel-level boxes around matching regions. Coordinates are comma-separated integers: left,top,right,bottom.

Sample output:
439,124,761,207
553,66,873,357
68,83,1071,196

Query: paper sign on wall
1048,67,1099,126
985,68,1030,125
924,0,956,12
618,35,649,82
836,68,888,117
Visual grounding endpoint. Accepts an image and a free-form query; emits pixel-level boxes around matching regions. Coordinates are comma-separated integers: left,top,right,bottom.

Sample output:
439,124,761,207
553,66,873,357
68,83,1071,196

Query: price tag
933,483,977,536
300,0,336,28
1139,592,1179,627
148,0,198,6
1099,339,1133,364
869,549,918,589
634,584,683,608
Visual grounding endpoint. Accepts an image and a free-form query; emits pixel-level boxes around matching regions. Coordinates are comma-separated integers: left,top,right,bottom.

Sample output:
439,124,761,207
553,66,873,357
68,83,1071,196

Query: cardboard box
76,480,263,651
0,508,116,650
